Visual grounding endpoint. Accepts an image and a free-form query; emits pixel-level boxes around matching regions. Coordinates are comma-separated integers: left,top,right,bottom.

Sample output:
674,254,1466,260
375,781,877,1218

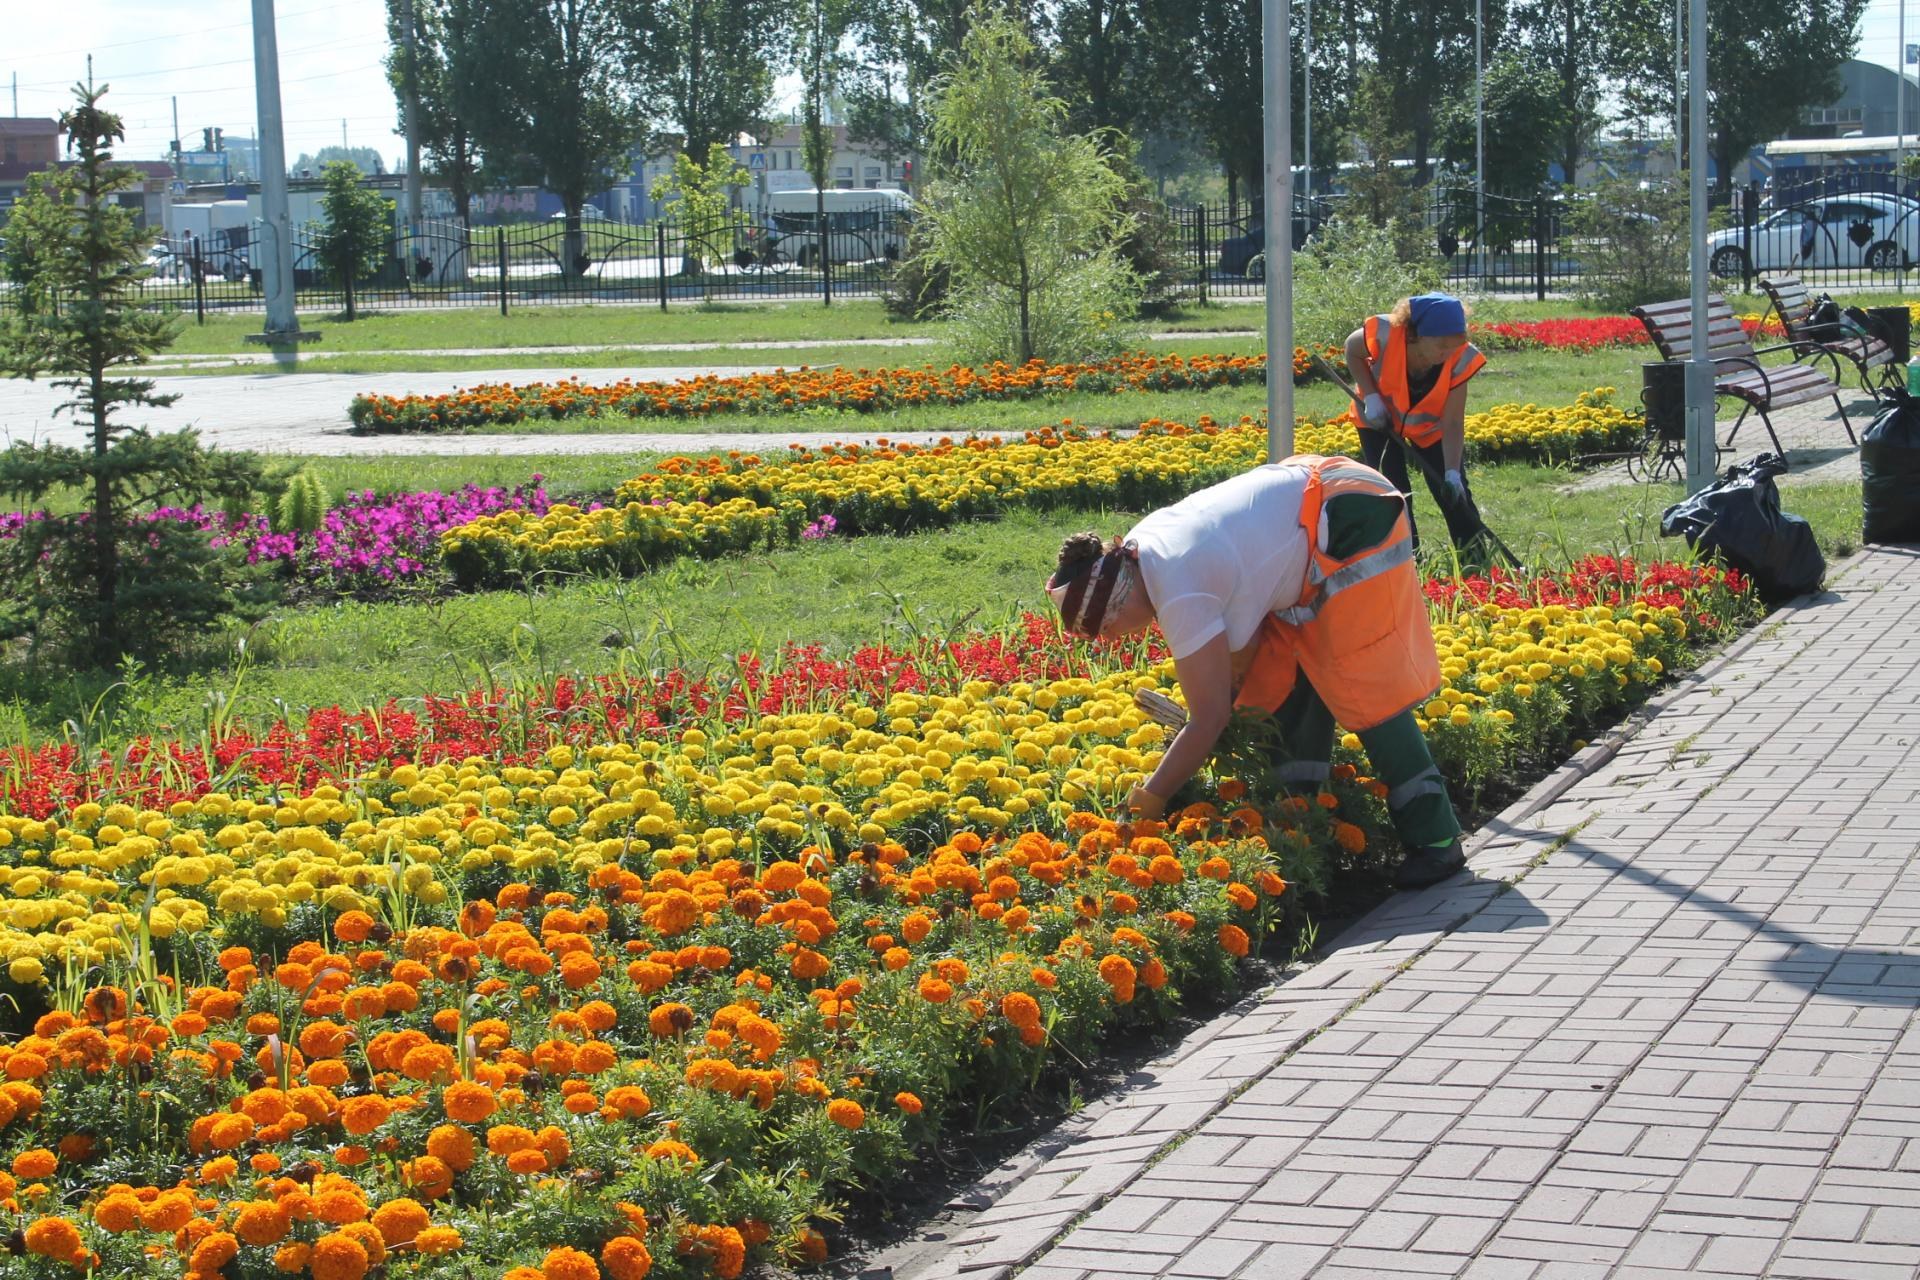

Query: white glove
1444,468,1466,499
1361,393,1389,428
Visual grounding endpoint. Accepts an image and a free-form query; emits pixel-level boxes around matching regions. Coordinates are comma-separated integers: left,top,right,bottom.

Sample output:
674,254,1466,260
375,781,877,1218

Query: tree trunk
563,202,587,277
90,366,116,668
1017,260,1033,364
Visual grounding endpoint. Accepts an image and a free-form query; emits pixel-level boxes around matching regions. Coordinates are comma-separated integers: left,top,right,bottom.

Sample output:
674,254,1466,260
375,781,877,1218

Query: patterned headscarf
1046,543,1139,638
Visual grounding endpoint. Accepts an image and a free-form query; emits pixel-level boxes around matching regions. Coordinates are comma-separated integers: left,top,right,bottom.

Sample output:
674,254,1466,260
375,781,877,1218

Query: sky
7,0,1919,172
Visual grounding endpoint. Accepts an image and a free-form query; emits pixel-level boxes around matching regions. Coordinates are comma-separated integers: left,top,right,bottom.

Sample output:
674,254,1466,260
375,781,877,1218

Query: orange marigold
894,1090,924,1115
542,1245,601,1280
417,1226,463,1255
826,1098,866,1130
441,1080,497,1124
602,1235,653,1280
23,1216,85,1264
309,1231,370,1280
370,1197,431,1247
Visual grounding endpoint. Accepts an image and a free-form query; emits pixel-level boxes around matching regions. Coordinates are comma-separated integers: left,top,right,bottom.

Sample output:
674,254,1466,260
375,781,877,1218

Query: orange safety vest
1232,456,1441,733
1347,313,1486,449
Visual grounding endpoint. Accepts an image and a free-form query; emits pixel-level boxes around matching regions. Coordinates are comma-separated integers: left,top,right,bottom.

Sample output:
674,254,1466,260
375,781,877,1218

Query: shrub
1290,215,1442,350
1571,176,1691,312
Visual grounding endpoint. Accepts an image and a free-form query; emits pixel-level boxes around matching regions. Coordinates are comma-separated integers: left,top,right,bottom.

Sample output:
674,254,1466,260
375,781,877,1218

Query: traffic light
202,128,214,153
213,128,223,150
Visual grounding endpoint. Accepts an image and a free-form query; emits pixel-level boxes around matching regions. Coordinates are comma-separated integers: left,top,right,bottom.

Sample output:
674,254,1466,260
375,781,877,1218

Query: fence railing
9,181,1920,321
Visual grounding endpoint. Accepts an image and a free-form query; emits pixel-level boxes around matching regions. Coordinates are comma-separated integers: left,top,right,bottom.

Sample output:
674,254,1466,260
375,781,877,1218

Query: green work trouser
1267,675,1462,852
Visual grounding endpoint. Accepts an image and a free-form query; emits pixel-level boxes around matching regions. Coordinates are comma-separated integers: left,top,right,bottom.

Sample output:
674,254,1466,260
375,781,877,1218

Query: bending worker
1343,291,1490,569
1046,455,1467,891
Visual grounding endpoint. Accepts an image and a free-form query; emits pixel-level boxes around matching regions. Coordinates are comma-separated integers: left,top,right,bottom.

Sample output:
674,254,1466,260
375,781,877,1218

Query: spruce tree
0,84,266,669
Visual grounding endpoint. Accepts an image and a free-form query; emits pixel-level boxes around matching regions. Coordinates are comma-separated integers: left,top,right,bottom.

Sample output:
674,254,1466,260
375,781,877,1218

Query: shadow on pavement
1561,836,1920,1007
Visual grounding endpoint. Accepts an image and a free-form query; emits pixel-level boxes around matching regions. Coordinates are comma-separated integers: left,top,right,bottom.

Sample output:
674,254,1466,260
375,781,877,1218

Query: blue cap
1408,292,1466,338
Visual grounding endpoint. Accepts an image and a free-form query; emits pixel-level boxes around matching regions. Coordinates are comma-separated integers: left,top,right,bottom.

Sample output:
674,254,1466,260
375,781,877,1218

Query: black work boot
1394,839,1468,890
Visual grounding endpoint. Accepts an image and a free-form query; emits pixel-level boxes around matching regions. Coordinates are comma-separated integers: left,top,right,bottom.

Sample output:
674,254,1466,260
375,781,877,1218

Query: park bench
1628,293,1857,464
1757,275,1898,392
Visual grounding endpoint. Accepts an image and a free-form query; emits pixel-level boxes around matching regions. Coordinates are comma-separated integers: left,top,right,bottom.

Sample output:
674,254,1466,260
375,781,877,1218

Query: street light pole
250,0,298,337
1261,0,1295,461
1674,0,1683,175
1899,0,1908,183
1475,0,1485,286
1303,0,1312,207
403,0,423,228
1684,0,1712,493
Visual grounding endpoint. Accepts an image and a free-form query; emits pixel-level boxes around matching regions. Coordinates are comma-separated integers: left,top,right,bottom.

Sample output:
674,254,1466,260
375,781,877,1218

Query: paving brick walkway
885,544,1920,1280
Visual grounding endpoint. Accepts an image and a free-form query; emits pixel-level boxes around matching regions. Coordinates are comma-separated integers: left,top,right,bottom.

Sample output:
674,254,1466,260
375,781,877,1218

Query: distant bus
754,188,912,267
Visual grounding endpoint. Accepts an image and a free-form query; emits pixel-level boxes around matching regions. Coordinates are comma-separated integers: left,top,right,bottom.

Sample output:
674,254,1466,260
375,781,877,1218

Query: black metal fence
1709,172,1920,294
1174,187,1571,300
0,200,917,320
12,178,1920,321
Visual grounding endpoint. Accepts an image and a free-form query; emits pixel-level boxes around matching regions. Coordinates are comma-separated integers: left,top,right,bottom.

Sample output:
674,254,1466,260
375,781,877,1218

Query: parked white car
1708,193,1920,276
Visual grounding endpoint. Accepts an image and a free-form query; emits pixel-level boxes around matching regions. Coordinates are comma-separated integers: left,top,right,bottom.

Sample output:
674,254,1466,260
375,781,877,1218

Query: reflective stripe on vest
1277,538,1416,625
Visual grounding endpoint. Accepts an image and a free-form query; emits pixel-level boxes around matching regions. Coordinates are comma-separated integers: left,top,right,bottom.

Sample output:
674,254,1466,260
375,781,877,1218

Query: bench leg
1757,407,1787,459
1832,392,1858,446
1725,402,1752,451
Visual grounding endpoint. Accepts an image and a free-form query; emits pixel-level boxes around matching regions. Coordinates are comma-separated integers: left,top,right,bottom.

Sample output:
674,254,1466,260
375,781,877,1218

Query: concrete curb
868,558,1865,1280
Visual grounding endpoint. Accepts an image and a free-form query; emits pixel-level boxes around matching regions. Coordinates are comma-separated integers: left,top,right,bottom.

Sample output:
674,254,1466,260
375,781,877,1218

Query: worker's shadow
1466,827,1920,1006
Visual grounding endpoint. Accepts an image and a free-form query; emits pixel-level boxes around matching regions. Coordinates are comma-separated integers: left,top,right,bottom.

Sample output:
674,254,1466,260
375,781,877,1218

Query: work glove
1126,785,1168,823
1444,468,1466,500
1361,393,1389,429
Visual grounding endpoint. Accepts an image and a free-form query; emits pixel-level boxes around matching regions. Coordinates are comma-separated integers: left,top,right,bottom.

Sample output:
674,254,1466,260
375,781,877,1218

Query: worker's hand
1444,468,1466,500
1361,393,1389,429
1126,785,1167,823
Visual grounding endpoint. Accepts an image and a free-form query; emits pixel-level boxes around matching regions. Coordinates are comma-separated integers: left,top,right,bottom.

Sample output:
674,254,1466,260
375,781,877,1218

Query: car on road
1216,206,1317,279
1707,193,1920,277
549,204,607,221
750,189,912,268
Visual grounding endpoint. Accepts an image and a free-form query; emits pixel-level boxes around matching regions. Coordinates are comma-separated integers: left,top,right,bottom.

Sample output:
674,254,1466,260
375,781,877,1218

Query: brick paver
887,544,1920,1279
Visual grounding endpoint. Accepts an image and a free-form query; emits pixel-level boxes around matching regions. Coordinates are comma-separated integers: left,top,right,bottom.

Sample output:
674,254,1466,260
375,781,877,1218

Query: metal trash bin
1633,361,1690,483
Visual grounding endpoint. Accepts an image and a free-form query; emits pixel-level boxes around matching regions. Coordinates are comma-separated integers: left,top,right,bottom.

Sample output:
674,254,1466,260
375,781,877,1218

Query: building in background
0,117,63,217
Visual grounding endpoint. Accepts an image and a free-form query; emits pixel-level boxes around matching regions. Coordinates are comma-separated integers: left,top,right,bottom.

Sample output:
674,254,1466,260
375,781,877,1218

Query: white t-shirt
1126,463,1313,659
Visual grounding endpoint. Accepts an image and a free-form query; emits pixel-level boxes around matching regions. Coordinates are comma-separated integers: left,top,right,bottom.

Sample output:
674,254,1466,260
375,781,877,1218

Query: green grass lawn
0,463,1864,748
165,300,925,356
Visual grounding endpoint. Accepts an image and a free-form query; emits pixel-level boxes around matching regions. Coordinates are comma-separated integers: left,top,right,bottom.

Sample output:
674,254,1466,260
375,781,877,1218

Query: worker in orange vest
1343,292,1491,569
1046,455,1467,891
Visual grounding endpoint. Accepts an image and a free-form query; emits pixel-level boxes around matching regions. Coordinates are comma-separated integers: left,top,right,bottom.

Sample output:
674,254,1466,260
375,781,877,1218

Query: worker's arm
1133,633,1234,818
1438,381,1469,475
1344,328,1378,398
1343,328,1389,428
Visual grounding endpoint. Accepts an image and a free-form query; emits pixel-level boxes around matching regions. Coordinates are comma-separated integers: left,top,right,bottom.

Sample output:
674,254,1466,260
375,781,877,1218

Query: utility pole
250,0,304,341
1684,0,1712,493
11,72,17,117
1303,0,1312,205
1899,0,1908,183
1261,0,1295,461
403,0,423,227
171,96,182,179
1673,0,1683,174
1475,0,1485,285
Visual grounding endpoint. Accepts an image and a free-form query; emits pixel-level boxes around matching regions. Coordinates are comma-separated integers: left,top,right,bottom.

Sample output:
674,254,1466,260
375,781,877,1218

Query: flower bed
345,351,1315,433
1,483,553,594
1473,316,1650,351
0,559,1751,1277
444,390,1640,588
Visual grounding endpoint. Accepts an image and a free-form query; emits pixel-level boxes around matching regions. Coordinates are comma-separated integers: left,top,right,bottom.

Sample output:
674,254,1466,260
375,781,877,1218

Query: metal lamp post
1475,0,1485,286
1684,0,1713,493
1262,0,1295,461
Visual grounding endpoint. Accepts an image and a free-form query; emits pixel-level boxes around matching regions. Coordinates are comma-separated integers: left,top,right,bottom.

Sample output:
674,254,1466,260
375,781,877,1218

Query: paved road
888,543,1920,1280
0,364,859,456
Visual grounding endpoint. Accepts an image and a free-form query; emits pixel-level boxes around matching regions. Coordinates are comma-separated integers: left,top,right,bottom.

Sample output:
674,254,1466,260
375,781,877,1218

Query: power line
16,2,362,61
12,35,370,90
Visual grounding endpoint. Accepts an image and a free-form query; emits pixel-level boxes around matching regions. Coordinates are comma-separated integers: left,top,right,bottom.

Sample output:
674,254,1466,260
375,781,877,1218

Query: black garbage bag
1863,389,1920,544
1660,453,1826,603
